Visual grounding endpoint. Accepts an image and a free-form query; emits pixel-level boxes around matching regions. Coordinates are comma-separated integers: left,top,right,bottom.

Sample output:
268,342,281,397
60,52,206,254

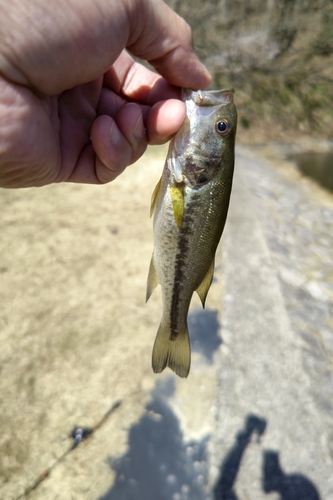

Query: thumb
125,0,211,90
0,0,210,94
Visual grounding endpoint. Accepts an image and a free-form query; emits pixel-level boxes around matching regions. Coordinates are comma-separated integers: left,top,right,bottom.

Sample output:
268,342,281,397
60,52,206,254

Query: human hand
0,0,211,188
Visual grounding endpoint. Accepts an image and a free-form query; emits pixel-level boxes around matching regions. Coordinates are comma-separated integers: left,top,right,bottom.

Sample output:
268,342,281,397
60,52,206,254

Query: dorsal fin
196,257,215,308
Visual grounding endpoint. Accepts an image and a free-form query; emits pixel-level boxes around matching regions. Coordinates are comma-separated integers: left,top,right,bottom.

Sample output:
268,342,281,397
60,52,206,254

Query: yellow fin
150,176,162,217
152,322,191,378
196,257,215,308
170,185,184,229
146,255,159,302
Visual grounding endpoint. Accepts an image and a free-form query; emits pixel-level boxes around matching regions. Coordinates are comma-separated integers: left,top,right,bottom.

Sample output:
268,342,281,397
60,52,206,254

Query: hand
0,0,211,188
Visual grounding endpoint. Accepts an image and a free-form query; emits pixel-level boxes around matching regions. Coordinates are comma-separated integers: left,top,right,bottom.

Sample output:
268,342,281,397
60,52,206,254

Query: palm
2,77,105,186
56,78,104,183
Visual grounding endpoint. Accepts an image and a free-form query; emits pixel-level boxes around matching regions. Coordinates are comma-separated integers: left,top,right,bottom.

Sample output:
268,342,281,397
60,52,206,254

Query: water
289,151,333,193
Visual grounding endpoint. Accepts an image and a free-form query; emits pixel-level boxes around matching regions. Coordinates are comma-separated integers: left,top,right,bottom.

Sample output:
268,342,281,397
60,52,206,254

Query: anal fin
146,255,159,302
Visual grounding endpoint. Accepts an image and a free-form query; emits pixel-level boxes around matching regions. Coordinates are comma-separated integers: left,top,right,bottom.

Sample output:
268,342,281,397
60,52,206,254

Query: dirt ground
0,146,180,499
1,134,331,499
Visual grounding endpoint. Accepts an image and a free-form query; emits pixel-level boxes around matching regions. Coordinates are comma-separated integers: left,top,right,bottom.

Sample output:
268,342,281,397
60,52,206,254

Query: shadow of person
213,414,267,500
263,450,321,500
99,377,209,500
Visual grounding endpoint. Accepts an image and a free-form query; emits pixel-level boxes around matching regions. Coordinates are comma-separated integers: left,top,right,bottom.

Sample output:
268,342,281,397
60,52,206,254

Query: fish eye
215,119,230,136
197,175,208,184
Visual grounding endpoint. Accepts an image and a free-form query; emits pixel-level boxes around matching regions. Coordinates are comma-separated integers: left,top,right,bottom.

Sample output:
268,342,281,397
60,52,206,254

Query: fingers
101,51,187,143
90,96,185,183
104,50,181,104
97,71,186,146
147,99,186,145
91,102,148,183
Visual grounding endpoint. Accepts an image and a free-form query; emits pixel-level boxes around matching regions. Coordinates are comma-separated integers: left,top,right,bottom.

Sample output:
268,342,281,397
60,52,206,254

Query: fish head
170,89,237,188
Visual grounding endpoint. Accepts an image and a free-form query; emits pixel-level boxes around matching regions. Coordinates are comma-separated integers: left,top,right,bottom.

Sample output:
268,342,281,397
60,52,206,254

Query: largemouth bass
146,88,237,378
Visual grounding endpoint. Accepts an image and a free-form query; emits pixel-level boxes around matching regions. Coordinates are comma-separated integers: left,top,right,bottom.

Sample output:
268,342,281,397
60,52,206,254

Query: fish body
146,89,237,378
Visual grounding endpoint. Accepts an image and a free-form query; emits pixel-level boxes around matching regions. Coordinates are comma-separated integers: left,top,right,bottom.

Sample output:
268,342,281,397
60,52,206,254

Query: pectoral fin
146,255,159,302
150,176,162,217
170,185,184,229
196,257,215,308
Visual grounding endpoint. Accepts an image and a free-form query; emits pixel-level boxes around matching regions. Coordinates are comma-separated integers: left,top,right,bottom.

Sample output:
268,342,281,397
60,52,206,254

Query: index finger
104,50,181,105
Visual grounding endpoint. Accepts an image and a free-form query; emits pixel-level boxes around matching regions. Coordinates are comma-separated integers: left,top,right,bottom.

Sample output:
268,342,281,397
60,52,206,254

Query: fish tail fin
152,322,191,378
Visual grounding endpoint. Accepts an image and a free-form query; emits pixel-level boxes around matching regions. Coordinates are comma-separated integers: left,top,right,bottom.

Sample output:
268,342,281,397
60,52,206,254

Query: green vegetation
166,0,333,140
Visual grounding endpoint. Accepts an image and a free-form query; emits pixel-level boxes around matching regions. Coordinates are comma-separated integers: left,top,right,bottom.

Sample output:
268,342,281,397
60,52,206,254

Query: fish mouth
182,88,235,106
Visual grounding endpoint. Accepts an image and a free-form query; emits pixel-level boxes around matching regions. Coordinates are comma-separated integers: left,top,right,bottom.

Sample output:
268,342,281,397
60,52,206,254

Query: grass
167,0,333,143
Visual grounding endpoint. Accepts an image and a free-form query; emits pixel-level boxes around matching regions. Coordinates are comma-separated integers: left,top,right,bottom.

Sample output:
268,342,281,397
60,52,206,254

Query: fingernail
109,120,122,145
133,113,146,141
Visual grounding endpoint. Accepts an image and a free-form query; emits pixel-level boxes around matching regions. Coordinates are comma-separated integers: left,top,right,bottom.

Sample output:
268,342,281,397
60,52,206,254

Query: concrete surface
210,148,333,500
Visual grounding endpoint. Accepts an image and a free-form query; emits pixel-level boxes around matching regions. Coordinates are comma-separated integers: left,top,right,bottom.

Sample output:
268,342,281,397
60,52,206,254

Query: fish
146,88,237,378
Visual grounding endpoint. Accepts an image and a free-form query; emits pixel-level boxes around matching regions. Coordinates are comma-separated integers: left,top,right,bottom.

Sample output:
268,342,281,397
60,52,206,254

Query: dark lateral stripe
169,195,198,340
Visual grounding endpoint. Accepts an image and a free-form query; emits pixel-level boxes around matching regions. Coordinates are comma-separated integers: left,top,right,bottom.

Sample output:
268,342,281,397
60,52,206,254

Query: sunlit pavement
100,147,333,500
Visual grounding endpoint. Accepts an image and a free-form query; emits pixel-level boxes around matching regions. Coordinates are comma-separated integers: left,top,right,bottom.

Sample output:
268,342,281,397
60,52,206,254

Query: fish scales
147,88,237,378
